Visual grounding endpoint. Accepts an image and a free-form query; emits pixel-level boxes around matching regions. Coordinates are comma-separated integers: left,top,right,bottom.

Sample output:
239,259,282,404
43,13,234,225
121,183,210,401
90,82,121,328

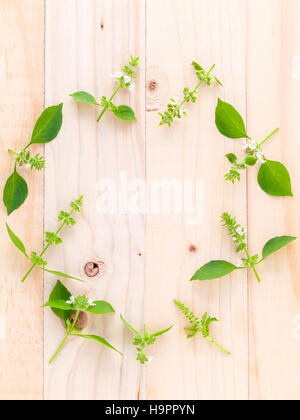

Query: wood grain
247,0,300,400
44,0,146,400
145,0,248,400
0,0,299,401
0,0,44,400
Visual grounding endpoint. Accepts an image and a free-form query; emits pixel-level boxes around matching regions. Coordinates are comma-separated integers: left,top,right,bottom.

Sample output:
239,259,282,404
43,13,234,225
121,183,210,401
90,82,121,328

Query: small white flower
242,139,256,151
146,357,153,364
236,227,243,235
88,298,96,307
128,82,135,93
256,151,266,164
242,140,249,151
66,296,75,305
176,109,188,120
236,227,247,236
237,259,243,268
109,71,124,80
124,75,131,84
248,140,257,151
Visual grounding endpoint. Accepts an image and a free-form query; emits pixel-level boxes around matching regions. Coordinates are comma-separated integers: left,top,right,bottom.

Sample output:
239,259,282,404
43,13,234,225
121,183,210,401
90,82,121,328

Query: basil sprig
215,99,293,197
3,104,63,215
191,213,296,283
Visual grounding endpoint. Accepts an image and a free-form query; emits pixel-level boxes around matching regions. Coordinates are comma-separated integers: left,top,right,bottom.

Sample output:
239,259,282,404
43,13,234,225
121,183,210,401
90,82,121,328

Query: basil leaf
3,172,28,215
74,334,123,356
120,314,139,335
258,160,293,197
31,104,63,144
192,61,204,71
262,236,296,260
6,223,29,258
42,268,84,282
226,153,238,164
245,156,258,166
114,105,136,122
87,301,115,315
151,325,173,338
47,280,73,322
70,91,99,106
43,299,73,311
191,260,238,281
215,98,249,139
214,76,223,87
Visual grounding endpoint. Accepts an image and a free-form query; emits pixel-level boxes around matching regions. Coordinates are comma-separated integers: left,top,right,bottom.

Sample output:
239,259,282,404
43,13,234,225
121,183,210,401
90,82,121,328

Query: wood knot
82,258,105,279
189,245,198,254
100,21,104,31
148,80,158,92
146,66,169,112
69,311,88,330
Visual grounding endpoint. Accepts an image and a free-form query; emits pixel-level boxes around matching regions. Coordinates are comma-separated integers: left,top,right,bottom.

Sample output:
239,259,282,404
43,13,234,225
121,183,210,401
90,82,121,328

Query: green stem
10,142,32,172
244,247,261,283
49,310,80,364
22,208,76,282
258,128,279,148
97,85,121,122
8,149,18,157
251,265,261,283
207,336,231,355
175,65,216,114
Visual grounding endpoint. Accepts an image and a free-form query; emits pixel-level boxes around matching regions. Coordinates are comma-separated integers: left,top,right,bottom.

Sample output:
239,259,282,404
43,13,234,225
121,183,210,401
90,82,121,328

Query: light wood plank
145,0,248,400
44,0,145,400
0,0,44,400
247,0,300,400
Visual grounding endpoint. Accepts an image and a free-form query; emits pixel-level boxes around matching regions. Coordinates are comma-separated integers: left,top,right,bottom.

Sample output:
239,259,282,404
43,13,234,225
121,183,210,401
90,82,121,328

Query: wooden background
0,0,299,400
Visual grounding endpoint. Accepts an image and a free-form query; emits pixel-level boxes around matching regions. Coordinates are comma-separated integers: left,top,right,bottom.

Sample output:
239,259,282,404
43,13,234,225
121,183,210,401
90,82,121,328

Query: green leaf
262,236,296,260
120,314,139,335
245,156,258,166
214,76,223,87
192,61,204,71
43,299,73,311
191,260,238,281
114,105,136,122
74,334,123,356
151,325,174,338
3,172,28,215
46,280,73,321
215,98,249,139
6,223,29,258
226,153,238,164
87,301,115,315
258,160,293,197
31,104,63,144
42,268,84,282
70,91,99,106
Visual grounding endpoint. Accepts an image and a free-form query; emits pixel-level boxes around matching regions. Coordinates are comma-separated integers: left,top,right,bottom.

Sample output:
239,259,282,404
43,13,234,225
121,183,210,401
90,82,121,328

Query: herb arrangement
44,281,122,364
191,212,296,283
120,314,173,364
159,62,222,127
6,196,84,283
3,53,297,371
3,104,63,215
174,300,230,355
215,99,293,197
71,55,139,123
